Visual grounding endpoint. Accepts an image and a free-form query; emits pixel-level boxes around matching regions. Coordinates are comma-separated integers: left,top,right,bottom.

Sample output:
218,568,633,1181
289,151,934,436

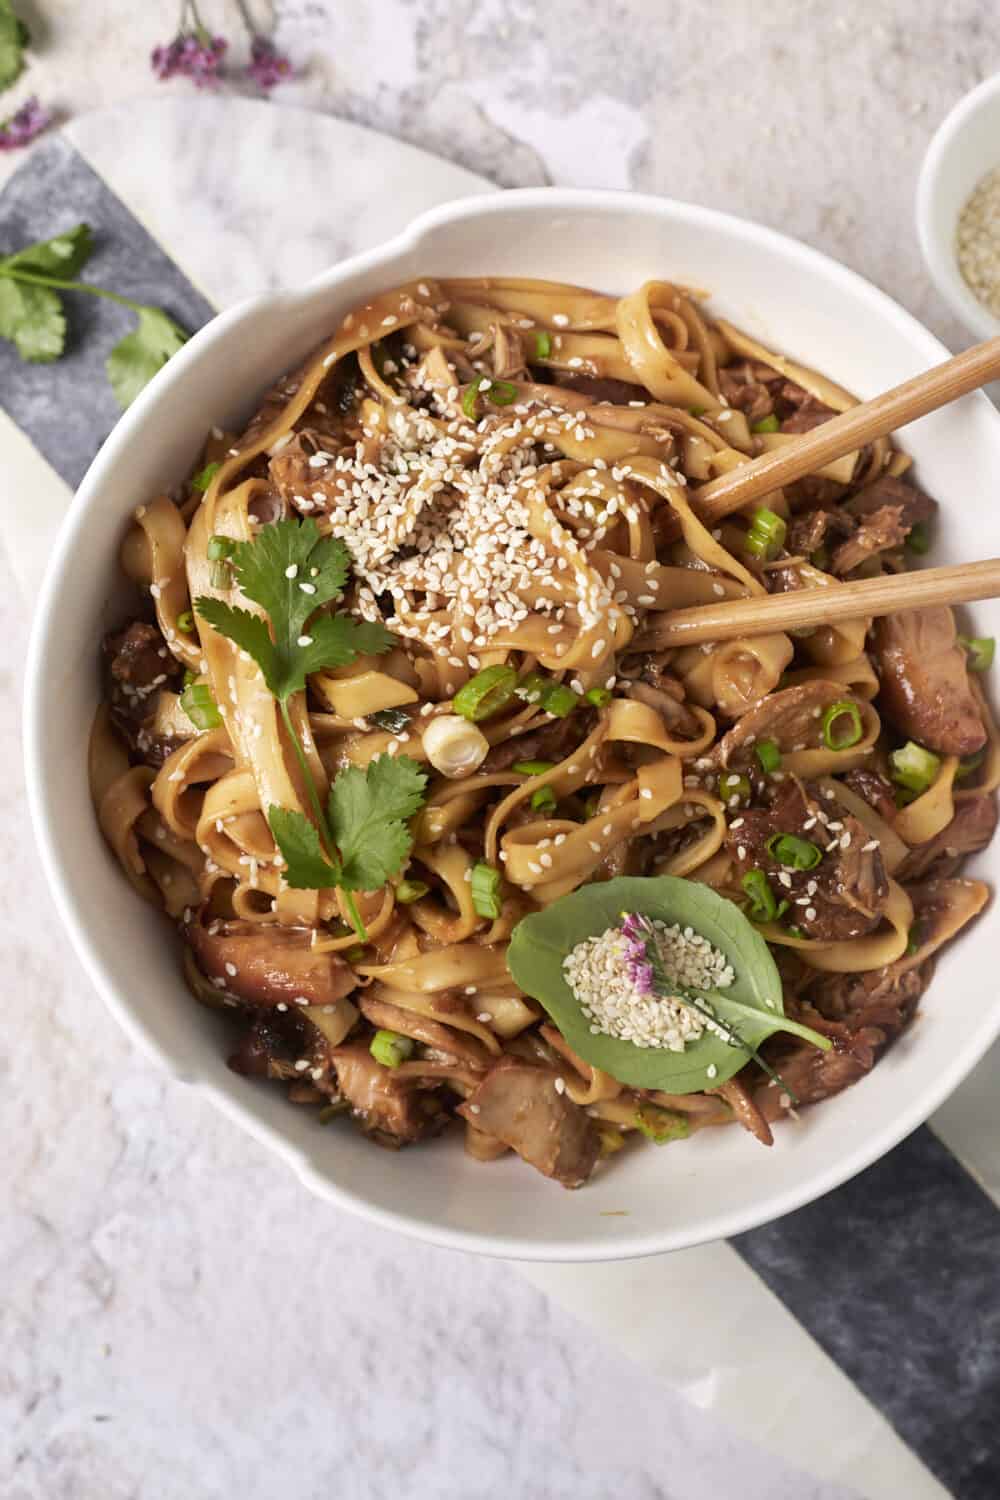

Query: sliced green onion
462,375,486,420
755,739,781,773
581,794,601,820
176,609,194,635
742,869,782,923
345,944,368,963
810,545,829,571
634,1105,689,1144
180,681,222,730
766,832,822,870
489,379,518,406
958,635,995,673
541,684,580,718
515,671,580,717
751,413,780,433
533,331,552,359
786,924,805,939
719,771,751,803
396,879,429,904
207,534,235,561
743,506,787,560
210,560,233,590
369,706,412,733
369,1029,415,1068
584,687,612,707
470,861,503,919
688,405,706,418
182,669,197,689
514,760,555,775
906,521,930,554
453,664,518,721
889,740,941,796
820,699,863,750
530,785,557,814
906,921,924,956
956,748,987,781
515,671,549,705
191,461,221,492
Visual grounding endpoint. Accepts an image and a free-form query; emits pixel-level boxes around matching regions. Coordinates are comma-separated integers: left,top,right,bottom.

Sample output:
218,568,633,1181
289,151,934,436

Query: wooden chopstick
634,559,1000,650
692,336,1000,527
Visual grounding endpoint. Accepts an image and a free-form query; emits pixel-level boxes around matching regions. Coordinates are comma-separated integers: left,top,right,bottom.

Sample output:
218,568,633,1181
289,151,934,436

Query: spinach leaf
507,875,829,1095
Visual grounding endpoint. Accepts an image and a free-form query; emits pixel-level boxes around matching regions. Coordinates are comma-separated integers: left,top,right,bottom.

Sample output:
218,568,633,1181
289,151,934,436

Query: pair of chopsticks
639,336,1000,648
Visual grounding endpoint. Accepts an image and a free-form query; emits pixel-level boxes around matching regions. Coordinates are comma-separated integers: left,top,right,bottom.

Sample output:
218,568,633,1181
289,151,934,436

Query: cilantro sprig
0,223,188,406
0,1,30,92
194,517,426,938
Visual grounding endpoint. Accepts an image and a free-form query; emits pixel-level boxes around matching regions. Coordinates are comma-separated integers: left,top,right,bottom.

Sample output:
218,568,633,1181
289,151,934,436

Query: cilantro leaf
106,305,187,409
192,599,279,692
0,277,65,361
327,755,428,891
231,518,352,642
196,518,393,703
290,614,395,697
0,2,28,92
1,223,93,279
267,807,341,890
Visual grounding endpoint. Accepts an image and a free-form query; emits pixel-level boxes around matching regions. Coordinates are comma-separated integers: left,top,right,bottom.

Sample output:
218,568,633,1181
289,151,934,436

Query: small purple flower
246,35,292,90
0,97,53,152
620,912,655,994
151,30,227,87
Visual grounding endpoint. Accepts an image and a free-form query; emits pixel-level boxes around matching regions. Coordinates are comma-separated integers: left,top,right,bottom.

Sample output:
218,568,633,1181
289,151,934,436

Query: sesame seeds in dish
91,273,995,1189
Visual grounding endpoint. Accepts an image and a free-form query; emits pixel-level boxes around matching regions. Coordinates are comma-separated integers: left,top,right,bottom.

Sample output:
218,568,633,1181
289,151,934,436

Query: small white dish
23,189,1000,1261
917,72,1000,342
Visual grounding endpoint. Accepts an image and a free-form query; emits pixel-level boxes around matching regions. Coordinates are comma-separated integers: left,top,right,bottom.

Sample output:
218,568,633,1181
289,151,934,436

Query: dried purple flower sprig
618,910,802,1102
0,94,50,151
152,2,293,92
152,2,227,87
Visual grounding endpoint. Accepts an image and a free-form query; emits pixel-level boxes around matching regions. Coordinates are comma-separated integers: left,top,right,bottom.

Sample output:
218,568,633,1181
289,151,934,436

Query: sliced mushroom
871,607,985,756
457,1058,600,1188
186,917,357,1009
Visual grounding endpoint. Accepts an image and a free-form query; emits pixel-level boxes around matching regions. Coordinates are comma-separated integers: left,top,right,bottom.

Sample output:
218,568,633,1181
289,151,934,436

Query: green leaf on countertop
106,305,188,408
0,222,93,280
0,276,64,360
0,1,29,92
507,875,830,1096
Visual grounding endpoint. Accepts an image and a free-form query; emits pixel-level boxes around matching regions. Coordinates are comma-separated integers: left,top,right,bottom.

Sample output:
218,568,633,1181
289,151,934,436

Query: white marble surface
4,3,1000,1497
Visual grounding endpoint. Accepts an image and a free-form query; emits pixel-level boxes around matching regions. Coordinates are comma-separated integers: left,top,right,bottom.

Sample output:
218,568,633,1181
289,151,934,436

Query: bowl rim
916,71,1000,342
23,186,1000,1261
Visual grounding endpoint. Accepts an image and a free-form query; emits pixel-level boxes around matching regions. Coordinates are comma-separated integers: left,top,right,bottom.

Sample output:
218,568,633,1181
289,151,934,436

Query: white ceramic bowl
24,189,1000,1261
917,72,1000,341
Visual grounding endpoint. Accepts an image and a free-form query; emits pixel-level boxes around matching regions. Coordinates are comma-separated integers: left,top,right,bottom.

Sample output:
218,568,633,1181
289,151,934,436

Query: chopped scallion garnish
958,635,995,673
742,868,787,924
755,738,781,773
889,740,941,796
206,534,236,561
751,413,780,433
470,861,503,919
180,680,222,730
720,771,751,803
191,461,221,492
176,609,194,635
369,707,412,733
395,879,429,904
452,664,518,722
513,759,555,775
489,379,518,406
533,331,552,359
820,700,863,750
743,506,787,560
530,785,557,814
766,832,822,870
210,560,233,590
369,1029,414,1068
584,687,612,707
907,521,930,555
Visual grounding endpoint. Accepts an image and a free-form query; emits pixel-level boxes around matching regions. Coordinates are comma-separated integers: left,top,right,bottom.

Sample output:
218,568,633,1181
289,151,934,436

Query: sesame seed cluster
562,921,735,1051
